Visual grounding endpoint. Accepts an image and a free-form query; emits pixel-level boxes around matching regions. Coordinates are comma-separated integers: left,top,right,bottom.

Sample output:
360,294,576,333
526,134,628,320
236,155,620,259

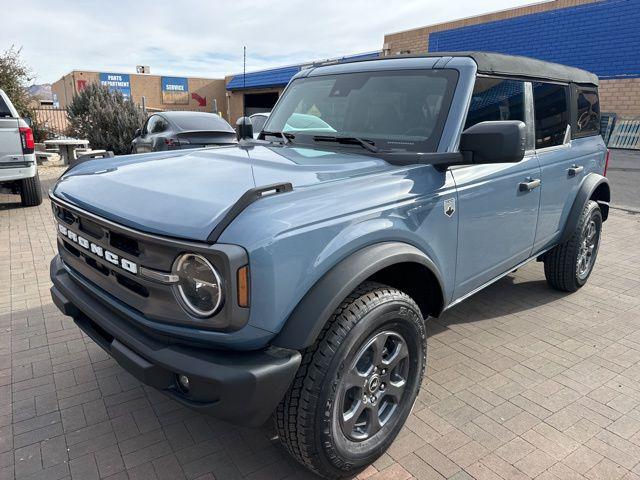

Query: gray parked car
0,89,41,206
131,111,236,153
250,112,270,138
50,52,609,478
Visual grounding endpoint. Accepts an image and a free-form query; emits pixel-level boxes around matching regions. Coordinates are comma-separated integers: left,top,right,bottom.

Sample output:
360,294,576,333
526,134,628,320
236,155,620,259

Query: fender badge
444,198,456,217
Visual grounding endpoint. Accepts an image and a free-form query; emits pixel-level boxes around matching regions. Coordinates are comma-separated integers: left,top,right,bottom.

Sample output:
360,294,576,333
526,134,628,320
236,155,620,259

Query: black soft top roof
393,52,599,86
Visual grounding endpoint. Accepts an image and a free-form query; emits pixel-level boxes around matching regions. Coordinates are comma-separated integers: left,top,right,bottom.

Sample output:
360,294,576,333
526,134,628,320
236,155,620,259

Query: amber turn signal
237,265,250,307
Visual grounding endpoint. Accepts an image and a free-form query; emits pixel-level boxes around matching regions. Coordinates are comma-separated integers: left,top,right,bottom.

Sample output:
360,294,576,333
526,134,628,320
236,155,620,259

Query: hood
53,145,393,241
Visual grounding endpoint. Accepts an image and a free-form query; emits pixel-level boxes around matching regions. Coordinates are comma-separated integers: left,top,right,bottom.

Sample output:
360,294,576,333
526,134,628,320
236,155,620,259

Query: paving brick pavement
1,166,639,480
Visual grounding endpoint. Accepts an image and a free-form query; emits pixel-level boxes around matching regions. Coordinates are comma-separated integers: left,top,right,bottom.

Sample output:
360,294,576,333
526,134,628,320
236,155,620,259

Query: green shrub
67,83,145,155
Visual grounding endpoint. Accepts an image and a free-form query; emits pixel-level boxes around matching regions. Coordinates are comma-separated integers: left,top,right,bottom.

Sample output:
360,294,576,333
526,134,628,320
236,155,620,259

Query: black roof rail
207,182,293,243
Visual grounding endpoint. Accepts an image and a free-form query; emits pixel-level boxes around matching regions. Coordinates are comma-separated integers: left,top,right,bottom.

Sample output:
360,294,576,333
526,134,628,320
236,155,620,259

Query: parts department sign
99,73,131,100
161,77,189,104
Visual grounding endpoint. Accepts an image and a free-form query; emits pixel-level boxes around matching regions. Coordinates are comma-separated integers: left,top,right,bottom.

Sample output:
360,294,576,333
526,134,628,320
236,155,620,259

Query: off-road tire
544,200,602,292
20,173,43,207
275,282,426,479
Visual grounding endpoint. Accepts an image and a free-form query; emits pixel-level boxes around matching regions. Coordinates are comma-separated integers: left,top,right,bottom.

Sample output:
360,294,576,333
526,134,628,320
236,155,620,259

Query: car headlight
172,253,223,317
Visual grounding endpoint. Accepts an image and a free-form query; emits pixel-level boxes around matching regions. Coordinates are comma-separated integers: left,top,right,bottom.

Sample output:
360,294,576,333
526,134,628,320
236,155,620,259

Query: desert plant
67,83,145,155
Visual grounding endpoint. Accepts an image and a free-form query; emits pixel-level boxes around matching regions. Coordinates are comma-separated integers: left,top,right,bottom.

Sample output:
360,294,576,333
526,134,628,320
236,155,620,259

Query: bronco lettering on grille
58,224,138,274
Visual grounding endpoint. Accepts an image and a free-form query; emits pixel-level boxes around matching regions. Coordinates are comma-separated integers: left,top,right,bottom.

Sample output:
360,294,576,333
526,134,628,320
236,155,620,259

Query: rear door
0,92,23,164
451,77,541,300
531,82,602,250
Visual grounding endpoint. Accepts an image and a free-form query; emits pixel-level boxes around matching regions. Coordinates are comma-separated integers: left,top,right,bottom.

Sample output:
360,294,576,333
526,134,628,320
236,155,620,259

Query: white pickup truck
0,88,41,206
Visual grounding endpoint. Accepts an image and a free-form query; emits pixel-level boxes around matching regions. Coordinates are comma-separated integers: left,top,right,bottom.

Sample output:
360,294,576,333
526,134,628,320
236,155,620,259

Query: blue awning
226,51,380,91
226,65,302,91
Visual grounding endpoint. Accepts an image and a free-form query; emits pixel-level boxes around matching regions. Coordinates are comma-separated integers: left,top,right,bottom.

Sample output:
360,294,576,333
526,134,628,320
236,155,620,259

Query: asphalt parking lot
607,150,640,213
1,162,639,480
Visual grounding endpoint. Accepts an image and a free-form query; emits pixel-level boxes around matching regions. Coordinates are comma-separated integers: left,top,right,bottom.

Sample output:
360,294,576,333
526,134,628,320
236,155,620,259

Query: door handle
568,165,584,176
519,178,541,192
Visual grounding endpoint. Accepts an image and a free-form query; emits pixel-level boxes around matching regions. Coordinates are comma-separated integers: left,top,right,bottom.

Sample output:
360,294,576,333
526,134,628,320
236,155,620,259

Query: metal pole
243,46,246,118
141,96,147,116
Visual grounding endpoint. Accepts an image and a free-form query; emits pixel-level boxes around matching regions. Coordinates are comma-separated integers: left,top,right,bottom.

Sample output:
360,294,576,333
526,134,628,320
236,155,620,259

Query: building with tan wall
383,0,640,117
51,71,227,118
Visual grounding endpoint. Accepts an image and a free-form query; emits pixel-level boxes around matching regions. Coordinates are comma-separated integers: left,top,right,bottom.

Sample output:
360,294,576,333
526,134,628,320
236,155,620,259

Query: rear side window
170,114,234,132
533,82,569,149
574,88,600,137
464,78,526,129
251,115,268,133
0,96,12,118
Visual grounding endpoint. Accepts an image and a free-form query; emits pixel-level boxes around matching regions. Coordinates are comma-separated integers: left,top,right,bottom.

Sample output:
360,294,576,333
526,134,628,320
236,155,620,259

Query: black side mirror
134,128,141,137
460,121,526,164
236,117,253,140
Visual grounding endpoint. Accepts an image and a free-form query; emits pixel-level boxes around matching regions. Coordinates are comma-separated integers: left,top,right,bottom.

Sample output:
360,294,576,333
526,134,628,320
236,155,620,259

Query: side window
143,116,157,134
251,115,267,133
0,96,12,118
575,88,600,137
464,78,526,129
151,117,167,133
533,82,569,149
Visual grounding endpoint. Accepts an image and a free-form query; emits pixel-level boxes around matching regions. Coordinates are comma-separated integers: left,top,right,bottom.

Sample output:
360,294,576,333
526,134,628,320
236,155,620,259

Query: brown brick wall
51,71,227,118
383,0,600,55
599,78,640,117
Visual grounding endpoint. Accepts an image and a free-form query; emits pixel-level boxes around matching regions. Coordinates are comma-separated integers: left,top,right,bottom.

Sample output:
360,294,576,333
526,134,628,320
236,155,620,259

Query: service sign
99,73,131,100
161,76,189,104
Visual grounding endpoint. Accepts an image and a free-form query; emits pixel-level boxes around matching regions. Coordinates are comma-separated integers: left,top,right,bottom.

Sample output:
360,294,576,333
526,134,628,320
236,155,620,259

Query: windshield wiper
312,135,378,153
261,131,295,144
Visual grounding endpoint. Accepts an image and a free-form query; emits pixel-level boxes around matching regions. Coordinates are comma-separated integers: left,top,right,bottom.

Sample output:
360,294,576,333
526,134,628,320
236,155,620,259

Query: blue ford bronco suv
50,53,610,478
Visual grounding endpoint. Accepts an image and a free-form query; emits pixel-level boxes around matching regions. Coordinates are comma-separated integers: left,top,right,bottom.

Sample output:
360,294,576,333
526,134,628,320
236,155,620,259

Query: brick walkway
1,167,640,480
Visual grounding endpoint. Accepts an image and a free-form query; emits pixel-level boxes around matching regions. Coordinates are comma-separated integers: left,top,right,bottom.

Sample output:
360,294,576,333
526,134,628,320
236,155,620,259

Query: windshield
264,69,458,152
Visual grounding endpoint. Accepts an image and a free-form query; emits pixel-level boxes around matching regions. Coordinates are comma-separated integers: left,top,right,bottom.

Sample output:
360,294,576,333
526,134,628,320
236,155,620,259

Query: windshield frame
262,68,459,153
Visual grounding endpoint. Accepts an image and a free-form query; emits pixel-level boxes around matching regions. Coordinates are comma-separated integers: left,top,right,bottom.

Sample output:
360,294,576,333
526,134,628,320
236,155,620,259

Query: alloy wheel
577,219,599,280
339,330,410,441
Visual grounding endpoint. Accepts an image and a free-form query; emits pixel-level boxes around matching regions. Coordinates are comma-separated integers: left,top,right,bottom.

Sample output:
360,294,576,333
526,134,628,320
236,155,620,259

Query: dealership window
533,82,569,149
464,77,526,130
575,87,600,137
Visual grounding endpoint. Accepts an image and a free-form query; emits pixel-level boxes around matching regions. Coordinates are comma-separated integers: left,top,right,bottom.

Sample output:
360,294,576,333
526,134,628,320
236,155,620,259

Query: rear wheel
20,173,43,207
275,282,426,479
544,200,602,292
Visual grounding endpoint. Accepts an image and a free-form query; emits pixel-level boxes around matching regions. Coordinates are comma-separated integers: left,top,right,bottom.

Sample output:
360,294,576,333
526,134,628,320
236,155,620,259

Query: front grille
79,217,104,240
110,231,140,256
115,272,149,297
58,207,77,225
51,196,249,332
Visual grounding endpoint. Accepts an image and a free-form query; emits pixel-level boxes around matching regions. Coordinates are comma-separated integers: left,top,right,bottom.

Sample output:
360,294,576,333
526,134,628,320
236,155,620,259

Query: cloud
3,0,532,83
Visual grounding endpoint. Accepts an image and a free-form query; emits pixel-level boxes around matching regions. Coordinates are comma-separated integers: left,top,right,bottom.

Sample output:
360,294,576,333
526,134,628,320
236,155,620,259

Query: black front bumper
50,256,301,426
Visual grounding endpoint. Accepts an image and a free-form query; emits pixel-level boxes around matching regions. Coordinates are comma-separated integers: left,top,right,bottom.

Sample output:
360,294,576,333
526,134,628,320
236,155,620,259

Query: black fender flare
271,242,445,350
560,173,610,244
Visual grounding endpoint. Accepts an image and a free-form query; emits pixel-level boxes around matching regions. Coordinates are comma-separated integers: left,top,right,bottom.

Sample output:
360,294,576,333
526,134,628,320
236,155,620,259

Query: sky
4,0,534,84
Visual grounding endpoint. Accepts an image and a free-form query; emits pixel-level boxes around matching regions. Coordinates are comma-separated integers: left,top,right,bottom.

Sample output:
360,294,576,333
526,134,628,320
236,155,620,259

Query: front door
451,77,541,300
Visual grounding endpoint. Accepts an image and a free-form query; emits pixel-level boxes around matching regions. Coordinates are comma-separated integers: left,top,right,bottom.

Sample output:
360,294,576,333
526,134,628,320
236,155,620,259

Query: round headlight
172,253,223,317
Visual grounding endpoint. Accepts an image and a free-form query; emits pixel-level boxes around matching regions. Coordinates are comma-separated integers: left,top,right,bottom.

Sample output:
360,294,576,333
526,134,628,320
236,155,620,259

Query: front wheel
544,200,602,292
275,282,426,479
